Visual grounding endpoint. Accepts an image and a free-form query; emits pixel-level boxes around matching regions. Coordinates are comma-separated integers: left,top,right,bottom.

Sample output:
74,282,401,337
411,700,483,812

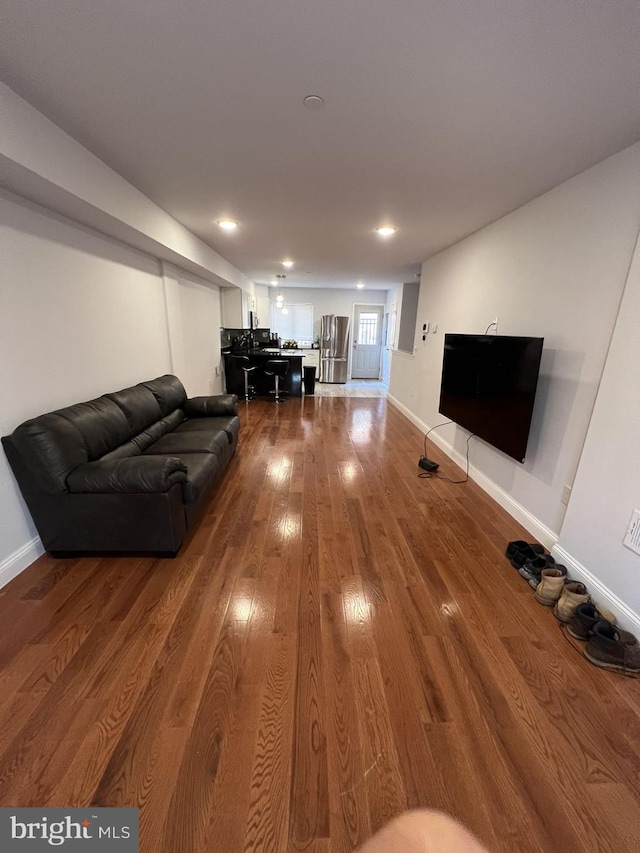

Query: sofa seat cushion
142,429,229,459
176,416,239,445
176,453,221,504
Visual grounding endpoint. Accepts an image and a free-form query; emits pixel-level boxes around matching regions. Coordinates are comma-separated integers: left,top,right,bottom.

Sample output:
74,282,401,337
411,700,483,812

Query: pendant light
276,274,287,313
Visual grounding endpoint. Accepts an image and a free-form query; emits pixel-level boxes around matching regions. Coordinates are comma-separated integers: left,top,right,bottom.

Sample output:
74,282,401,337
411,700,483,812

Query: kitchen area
220,314,348,399
218,282,389,398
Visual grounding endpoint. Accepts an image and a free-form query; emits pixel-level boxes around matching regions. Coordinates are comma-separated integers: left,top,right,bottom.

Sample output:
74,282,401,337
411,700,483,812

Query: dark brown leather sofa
2,375,239,556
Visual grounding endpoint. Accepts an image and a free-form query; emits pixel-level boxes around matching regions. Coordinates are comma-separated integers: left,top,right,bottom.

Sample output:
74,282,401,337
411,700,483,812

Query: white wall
388,143,640,545
269,286,388,377
0,189,224,585
270,286,388,340
176,271,223,396
0,82,254,292
554,230,640,627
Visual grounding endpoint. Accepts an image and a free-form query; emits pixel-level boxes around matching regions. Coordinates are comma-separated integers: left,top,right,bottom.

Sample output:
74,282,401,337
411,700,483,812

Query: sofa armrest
184,394,238,417
66,456,188,494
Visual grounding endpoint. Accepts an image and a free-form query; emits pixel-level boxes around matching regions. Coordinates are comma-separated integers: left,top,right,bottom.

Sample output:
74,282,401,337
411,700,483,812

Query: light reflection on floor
343,590,373,624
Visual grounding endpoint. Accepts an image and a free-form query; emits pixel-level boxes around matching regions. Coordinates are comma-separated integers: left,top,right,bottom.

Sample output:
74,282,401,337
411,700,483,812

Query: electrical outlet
214,366,220,377
431,323,438,333
561,485,572,505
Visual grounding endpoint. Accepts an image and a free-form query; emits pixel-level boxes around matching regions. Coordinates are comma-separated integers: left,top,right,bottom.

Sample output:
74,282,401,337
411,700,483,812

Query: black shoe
506,540,545,569
518,554,555,584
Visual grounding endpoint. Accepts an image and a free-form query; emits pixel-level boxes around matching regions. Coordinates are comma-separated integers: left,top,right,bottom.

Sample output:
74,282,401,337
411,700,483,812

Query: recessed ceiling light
357,283,365,289
281,260,294,268
375,225,397,237
303,95,325,111
217,219,238,232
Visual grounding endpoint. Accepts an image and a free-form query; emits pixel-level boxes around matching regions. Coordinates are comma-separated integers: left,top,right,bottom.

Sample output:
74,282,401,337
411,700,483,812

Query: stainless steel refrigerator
319,315,350,383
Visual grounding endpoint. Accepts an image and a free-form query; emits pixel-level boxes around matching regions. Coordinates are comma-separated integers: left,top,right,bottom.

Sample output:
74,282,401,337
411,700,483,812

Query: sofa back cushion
141,375,187,417
11,397,131,492
107,385,162,434
60,398,132,459
5,375,188,494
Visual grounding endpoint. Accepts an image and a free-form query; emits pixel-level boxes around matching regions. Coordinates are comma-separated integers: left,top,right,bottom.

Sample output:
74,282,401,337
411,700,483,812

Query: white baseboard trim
387,394,558,551
551,545,640,635
387,394,640,634
0,536,44,590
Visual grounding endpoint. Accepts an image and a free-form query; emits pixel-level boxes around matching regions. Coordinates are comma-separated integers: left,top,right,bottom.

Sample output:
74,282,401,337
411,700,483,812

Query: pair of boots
535,569,640,674
567,603,640,674
534,569,589,622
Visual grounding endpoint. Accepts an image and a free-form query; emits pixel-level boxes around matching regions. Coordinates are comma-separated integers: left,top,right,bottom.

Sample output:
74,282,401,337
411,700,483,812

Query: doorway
352,304,384,379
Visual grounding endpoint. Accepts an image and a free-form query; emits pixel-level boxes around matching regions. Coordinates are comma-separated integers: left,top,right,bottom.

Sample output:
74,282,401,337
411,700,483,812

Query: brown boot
534,569,566,606
584,621,640,673
567,602,617,640
553,582,589,623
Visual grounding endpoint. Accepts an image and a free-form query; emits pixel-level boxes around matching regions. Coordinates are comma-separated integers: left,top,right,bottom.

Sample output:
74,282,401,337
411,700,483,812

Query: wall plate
623,509,640,555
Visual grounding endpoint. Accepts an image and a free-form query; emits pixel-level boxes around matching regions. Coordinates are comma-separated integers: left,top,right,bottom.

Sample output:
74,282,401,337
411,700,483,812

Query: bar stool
264,359,289,403
230,355,256,402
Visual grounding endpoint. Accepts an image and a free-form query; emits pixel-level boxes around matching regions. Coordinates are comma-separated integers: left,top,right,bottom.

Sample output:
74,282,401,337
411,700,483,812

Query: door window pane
358,313,379,345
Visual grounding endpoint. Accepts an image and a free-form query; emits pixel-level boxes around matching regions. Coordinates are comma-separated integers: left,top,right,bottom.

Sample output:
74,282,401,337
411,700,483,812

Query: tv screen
439,334,544,462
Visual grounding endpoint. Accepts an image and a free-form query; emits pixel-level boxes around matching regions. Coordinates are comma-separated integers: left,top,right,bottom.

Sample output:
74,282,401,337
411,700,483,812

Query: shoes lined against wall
505,540,640,676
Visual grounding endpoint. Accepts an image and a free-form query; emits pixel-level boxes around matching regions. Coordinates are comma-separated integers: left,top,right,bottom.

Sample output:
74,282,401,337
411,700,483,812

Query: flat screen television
438,334,544,463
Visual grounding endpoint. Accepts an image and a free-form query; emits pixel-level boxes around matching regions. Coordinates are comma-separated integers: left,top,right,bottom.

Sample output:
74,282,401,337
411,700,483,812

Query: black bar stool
264,359,289,403
230,355,256,402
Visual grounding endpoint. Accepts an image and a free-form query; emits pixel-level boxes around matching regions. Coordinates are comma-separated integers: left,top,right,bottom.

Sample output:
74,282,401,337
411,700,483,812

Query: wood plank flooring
1,395,640,852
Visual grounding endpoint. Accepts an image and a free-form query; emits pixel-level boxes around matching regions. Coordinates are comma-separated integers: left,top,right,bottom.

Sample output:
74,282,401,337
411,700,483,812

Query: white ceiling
1,0,639,291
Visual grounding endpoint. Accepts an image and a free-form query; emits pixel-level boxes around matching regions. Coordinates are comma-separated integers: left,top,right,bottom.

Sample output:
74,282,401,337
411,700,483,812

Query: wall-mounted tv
438,334,544,463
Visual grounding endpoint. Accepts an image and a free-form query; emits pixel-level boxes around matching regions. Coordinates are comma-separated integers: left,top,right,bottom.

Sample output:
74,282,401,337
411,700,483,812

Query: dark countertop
259,349,305,356
222,347,320,358
225,349,307,357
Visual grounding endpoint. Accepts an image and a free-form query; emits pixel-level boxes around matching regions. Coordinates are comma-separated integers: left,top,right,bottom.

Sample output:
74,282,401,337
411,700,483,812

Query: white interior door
352,305,383,379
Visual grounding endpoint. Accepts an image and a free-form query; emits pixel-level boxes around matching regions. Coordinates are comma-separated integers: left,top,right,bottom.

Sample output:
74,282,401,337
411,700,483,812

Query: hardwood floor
1,395,639,852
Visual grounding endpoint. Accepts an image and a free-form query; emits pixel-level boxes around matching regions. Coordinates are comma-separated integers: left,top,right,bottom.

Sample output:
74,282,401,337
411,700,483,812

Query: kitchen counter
256,349,305,356
223,350,306,397
256,348,320,355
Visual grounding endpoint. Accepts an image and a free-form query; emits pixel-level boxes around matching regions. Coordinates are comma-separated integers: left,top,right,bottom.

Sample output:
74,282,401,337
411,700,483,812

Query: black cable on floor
419,432,474,483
